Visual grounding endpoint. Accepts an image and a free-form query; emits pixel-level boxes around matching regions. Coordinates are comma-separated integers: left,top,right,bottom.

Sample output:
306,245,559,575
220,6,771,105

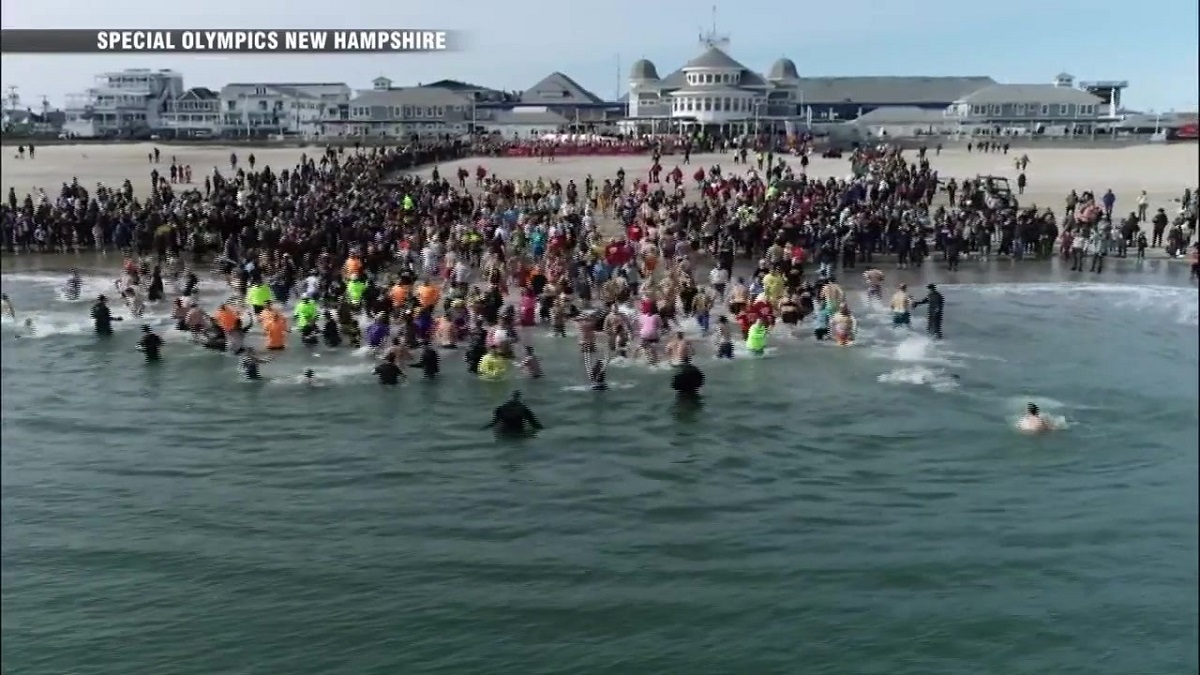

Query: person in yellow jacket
761,269,786,306
477,346,510,380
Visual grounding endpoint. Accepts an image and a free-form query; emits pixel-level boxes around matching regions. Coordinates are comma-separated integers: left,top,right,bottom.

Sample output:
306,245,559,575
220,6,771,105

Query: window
254,87,267,96
989,104,1001,115
414,107,423,117
426,107,435,117
703,98,711,111
1059,104,1069,116
1014,103,1025,115
402,106,412,117
1040,104,1049,116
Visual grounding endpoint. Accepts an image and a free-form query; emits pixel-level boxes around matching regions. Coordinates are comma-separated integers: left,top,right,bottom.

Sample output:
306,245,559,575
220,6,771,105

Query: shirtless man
862,268,884,304
728,277,749,315
830,304,856,346
820,276,844,311
1017,403,1052,434
576,312,599,373
889,283,913,327
602,305,626,352
664,331,693,365
384,336,411,364
553,292,573,337
1,293,15,320
122,288,146,319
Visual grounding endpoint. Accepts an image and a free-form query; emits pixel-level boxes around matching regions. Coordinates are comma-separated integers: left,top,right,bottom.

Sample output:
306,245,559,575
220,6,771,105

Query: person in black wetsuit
411,341,440,378
374,353,403,385
465,326,487,374
91,295,122,336
912,283,945,339
483,390,543,435
671,355,705,398
136,325,163,361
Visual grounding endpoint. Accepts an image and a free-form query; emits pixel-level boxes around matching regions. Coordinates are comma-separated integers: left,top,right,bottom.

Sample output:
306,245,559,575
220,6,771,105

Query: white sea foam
963,282,1199,326
884,334,960,366
562,381,636,392
877,366,961,392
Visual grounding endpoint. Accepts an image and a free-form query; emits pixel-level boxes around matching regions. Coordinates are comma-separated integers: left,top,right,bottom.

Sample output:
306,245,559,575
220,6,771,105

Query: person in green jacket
745,318,769,356
345,276,368,308
293,295,319,344
246,283,272,314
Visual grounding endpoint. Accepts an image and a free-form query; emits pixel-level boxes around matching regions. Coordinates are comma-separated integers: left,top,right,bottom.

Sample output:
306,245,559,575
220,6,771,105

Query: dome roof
768,57,799,81
630,59,660,81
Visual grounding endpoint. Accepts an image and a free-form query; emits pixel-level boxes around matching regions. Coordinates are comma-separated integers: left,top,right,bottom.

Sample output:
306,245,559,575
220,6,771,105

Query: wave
959,282,1199,326
877,366,961,392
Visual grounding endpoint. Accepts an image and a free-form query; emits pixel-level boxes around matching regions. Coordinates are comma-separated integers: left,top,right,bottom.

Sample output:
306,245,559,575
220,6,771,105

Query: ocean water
2,261,1197,675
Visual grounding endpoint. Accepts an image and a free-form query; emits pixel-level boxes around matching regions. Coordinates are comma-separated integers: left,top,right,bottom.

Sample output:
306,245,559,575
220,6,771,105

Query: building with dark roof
624,42,995,133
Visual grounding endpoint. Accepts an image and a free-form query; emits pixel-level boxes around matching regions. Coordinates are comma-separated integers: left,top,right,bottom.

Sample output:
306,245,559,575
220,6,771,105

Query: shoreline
3,250,1195,290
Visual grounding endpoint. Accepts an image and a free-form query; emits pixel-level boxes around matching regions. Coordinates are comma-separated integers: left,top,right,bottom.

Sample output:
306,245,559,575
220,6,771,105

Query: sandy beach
4,142,1196,220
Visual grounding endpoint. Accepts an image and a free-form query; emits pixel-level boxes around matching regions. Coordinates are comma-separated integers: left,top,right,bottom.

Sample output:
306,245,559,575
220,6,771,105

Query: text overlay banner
0,29,462,53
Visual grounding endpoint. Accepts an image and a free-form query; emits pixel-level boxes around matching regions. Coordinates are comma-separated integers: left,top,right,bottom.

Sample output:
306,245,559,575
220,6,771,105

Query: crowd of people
3,138,1198,399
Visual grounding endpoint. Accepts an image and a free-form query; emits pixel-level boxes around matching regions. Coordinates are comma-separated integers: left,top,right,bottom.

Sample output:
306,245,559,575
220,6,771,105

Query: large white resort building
621,40,1127,137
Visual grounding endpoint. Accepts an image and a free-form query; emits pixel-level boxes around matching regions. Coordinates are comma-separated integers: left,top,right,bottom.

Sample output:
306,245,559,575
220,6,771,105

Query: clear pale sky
1,0,1197,111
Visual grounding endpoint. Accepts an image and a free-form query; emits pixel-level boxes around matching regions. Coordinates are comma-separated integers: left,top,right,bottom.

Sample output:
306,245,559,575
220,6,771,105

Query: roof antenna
699,5,730,51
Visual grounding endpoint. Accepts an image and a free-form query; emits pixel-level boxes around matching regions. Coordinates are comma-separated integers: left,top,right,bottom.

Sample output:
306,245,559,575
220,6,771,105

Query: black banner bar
0,29,463,53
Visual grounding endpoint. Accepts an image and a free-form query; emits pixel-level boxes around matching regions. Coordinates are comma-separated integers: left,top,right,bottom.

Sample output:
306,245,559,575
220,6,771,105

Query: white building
219,82,352,137
477,107,569,139
62,69,184,138
160,87,222,137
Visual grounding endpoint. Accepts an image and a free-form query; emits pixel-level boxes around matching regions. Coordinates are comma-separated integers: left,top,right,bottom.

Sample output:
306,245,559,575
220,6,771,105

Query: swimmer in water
240,347,269,381
1017,403,1053,434
375,353,404,385
302,369,319,386
519,345,543,378
121,287,146,319
91,295,123,336
890,283,913,327
862,268,884,304
1,293,15,320
136,324,163,361
64,269,82,300
664,331,692,365
671,354,705,398
483,390,543,435
15,317,35,337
